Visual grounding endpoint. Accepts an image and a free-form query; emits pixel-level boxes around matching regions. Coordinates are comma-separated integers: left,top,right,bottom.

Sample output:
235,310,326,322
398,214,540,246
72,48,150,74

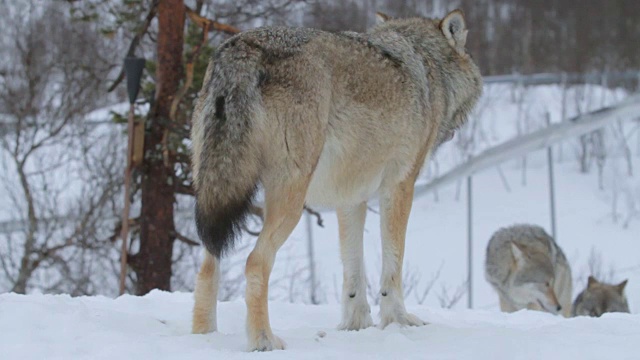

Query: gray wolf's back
485,224,564,284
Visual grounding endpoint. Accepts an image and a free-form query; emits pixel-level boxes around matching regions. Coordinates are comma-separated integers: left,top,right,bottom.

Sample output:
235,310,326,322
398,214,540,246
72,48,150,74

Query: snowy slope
2,291,639,360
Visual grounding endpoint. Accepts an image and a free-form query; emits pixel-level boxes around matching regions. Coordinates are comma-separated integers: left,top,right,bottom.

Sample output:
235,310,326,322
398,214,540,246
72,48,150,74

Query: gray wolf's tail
193,41,264,258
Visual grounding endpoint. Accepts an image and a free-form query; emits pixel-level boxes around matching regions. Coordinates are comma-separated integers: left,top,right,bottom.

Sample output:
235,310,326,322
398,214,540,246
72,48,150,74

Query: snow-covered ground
2,291,639,359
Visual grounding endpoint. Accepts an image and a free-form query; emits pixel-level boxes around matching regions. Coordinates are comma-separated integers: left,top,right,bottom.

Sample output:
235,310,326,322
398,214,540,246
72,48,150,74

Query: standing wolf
485,224,572,317
190,10,482,350
572,276,630,317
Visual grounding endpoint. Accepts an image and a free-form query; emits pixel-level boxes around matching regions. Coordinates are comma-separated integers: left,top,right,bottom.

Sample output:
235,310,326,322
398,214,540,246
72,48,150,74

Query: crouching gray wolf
572,276,630,317
485,224,572,317
190,10,482,351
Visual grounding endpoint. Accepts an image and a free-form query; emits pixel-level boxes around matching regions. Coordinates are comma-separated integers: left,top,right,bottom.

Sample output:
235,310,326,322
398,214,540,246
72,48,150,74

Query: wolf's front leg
378,181,426,329
337,203,374,331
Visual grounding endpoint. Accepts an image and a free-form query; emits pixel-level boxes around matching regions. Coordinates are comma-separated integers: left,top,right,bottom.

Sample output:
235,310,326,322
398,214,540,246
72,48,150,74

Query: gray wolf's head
508,242,563,314
375,10,483,147
573,276,630,317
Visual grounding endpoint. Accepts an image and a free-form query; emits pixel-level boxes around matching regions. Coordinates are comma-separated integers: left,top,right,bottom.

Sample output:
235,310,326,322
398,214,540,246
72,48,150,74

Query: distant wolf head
508,242,563,314
572,276,630,317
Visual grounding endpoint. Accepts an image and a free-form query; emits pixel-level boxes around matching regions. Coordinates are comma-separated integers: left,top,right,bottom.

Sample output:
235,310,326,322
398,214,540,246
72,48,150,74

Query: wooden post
119,56,145,295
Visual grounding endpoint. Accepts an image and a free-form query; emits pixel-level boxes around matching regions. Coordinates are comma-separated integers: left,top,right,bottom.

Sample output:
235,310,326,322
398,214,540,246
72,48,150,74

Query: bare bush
414,262,443,305
0,3,121,295
574,247,617,288
436,280,468,309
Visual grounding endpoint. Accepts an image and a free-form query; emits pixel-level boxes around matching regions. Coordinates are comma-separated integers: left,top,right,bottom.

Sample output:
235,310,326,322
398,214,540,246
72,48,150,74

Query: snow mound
2,291,639,359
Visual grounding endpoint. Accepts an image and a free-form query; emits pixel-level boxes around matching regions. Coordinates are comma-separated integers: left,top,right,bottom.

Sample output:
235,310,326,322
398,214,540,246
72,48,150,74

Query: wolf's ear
440,9,468,56
587,276,599,289
616,279,628,294
375,11,391,24
510,243,527,264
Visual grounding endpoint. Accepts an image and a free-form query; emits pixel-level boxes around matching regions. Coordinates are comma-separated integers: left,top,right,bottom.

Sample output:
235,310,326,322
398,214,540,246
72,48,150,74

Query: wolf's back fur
485,225,565,284
192,21,481,258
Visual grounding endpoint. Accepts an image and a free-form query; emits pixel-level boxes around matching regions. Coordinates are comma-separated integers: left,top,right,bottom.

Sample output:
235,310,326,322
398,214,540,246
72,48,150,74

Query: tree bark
132,0,185,295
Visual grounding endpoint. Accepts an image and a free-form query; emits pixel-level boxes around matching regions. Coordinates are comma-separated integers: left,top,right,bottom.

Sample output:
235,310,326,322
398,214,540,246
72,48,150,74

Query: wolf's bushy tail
192,41,265,258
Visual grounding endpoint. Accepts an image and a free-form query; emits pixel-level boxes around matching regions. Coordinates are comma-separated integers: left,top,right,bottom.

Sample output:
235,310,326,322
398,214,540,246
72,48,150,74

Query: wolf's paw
249,331,286,352
338,302,374,331
379,310,427,329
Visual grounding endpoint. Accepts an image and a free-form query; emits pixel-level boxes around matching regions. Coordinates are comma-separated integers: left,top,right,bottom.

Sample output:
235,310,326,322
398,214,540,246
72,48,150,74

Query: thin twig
184,5,241,35
173,232,200,247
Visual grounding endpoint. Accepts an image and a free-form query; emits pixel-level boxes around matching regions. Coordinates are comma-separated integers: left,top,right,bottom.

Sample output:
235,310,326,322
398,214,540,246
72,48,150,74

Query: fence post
467,176,473,309
637,72,640,156
305,212,318,304
637,119,640,156
559,72,568,162
546,112,558,241
600,70,608,107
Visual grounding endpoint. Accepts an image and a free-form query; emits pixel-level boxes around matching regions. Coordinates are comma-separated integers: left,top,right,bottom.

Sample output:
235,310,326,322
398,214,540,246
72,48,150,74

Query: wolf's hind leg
192,250,220,333
337,202,374,331
245,177,309,351
378,180,426,329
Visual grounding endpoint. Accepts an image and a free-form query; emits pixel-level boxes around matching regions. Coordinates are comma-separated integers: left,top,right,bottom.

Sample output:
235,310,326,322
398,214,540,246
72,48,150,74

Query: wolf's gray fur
191,10,482,350
485,224,573,317
572,276,630,317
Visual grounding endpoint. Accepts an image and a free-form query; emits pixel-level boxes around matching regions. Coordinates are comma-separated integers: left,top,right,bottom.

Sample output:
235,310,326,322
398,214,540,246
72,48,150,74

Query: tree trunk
132,0,185,295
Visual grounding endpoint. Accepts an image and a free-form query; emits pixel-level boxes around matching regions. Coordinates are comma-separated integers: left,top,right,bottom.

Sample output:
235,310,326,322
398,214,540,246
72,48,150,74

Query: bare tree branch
185,5,241,35
173,232,200,247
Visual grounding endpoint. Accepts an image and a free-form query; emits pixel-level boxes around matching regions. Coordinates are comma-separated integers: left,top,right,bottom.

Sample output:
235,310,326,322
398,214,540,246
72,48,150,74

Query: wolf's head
507,242,563,314
572,276,630,317
374,10,483,147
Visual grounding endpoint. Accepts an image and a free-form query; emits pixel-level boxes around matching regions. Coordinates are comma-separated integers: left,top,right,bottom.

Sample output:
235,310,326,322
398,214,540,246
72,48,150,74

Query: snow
2,290,639,359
